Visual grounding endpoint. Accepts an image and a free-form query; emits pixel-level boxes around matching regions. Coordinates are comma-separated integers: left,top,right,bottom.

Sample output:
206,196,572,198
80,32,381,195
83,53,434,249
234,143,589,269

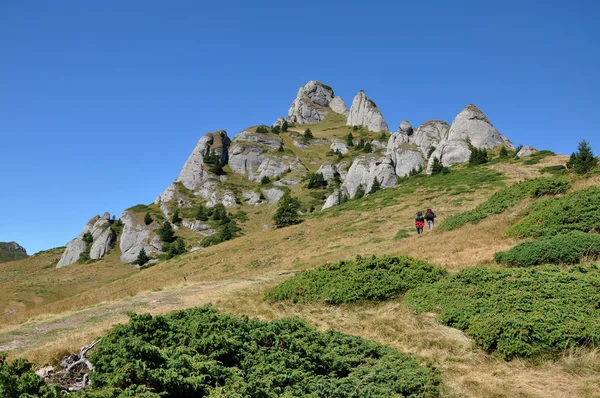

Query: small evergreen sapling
273,191,301,227
171,209,182,224
567,139,597,174
369,178,382,194
135,248,150,266
144,211,153,225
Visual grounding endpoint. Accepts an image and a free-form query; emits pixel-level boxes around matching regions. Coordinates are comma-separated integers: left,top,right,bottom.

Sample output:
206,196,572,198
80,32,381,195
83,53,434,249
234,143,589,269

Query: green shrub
0,353,62,397
522,150,555,165
494,231,600,267
508,187,600,238
255,125,269,134
281,120,289,132
306,172,327,189
363,141,372,152
171,209,182,224
354,185,365,199
203,149,219,165
405,265,600,359
499,146,509,158
266,255,447,304
195,205,208,221
303,128,313,140
260,175,270,185
144,211,153,225
439,178,571,231
84,306,439,396
82,232,93,244
135,248,150,266
345,132,354,147
540,165,567,176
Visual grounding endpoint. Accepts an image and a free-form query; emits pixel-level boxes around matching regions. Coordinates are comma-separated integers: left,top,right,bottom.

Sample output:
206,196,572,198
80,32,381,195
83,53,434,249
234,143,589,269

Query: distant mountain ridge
0,241,28,263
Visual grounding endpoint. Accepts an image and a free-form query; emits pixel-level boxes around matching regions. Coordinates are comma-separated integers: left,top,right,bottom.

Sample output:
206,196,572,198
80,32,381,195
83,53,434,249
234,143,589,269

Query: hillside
1,81,599,397
0,241,28,263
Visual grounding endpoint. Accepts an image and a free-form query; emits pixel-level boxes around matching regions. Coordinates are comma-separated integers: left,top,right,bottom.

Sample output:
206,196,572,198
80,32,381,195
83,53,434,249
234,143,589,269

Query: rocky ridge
0,241,28,263
55,80,519,266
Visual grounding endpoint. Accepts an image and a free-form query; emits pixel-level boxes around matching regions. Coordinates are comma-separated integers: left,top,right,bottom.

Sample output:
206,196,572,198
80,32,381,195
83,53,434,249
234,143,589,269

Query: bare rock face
330,139,350,154
317,162,340,181
387,143,425,177
119,211,162,263
228,129,283,177
263,188,284,204
322,188,348,210
56,213,113,268
329,96,349,116
342,155,396,198
176,130,230,191
90,227,115,260
412,120,450,157
347,91,389,132
427,105,514,172
288,80,334,124
273,116,287,127
517,146,538,158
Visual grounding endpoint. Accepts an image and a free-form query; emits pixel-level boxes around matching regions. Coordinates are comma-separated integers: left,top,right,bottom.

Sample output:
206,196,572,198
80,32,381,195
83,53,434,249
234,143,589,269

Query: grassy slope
3,119,597,396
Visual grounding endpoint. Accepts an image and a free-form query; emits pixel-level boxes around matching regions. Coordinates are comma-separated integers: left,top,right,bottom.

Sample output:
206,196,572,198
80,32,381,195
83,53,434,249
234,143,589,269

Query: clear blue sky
1,1,599,254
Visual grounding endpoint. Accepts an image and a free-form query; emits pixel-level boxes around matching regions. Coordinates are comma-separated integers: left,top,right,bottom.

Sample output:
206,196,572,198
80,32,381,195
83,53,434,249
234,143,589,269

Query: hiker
415,211,425,236
425,208,436,230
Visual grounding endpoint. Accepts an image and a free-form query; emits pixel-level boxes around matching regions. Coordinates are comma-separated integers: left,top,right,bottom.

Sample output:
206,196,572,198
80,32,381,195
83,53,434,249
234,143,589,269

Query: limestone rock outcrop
346,91,389,132
398,120,413,135
412,120,450,157
287,81,334,124
119,210,162,263
427,105,514,172
263,188,284,204
387,143,425,177
329,96,349,116
330,139,350,154
322,188,348,210
56,213,113,268
517,146,538,158
90,227,115,260
342,155,396,198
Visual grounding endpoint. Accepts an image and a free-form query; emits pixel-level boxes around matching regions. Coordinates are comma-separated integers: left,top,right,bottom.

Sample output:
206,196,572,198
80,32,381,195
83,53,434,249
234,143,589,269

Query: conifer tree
171,209,182,224
144,211,153,225
195,205,208,221
430,157,444,175
273,191,301,227
567,139,597,174
369,178,381,194
346,132,354,147
135,248,149,266
158,221,175,243
304,128,313,140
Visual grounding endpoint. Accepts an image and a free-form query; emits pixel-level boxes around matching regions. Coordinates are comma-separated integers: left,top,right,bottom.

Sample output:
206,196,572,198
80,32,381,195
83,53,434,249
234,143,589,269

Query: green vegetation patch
508,186,600,238
522,150,555,165
439,178,571,231
539,165,567,176
405,265,600,359
54,306,438,397
494,231,600,267
266,255,447,304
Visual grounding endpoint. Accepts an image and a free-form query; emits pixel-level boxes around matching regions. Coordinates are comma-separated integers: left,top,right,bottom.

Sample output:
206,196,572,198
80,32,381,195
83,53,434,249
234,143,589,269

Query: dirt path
0,271,293,357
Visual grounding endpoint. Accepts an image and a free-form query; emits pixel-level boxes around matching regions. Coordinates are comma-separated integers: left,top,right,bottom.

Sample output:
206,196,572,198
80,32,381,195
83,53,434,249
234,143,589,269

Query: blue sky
1,1,599,254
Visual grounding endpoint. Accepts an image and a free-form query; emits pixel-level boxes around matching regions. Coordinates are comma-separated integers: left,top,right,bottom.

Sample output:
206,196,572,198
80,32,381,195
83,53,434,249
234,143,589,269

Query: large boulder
398,120,413,135
329,96,349,116
56,213,113,268
288,81,334,124
263,188,285,204
517,146,538,158
342,155,396,198
427,105,514,172
346,90,389,132
119,211,162,263
330,139,350,155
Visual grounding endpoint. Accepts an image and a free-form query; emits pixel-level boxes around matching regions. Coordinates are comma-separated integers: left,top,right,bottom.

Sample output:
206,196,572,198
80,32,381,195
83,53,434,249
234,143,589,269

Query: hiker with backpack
415,211,425,236
425,208,436,230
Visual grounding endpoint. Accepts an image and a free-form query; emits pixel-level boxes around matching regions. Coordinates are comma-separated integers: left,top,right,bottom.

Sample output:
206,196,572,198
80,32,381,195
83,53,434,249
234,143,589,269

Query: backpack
425,210,435,220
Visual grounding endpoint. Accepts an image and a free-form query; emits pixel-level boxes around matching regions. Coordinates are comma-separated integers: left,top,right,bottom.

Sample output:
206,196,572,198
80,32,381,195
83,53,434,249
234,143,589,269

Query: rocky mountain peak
287,80,335,124
0,241,28,263
346,90,389,132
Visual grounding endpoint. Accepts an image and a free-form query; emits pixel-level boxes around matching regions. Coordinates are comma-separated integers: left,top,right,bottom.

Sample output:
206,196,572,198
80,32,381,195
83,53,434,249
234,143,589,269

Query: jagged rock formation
90,227,115,260
427,105,514,172
341,155,396,198
273,116,287,128
329,96,349,116
228,129,306,182
412,120,450,157
0,241,28,263
347,91,389,132
398,121,413,135
287,81,334,124
119,211,161,263
156,130,232,213
330,139,350,155
387,142,425,177
517,146,538,158
57,213,113,268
